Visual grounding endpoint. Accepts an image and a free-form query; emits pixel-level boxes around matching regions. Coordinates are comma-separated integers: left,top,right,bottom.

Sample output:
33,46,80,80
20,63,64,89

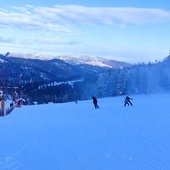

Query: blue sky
0,0,170,63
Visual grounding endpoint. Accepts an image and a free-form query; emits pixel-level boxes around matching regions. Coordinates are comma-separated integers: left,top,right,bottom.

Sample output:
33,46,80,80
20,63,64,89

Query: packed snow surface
0,93,170,170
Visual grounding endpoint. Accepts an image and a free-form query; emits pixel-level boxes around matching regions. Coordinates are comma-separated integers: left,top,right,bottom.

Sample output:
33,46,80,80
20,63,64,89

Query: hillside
0,53,131,84
1,93,170,170
1,53,170,104
0,53,132,103
10,53,131,69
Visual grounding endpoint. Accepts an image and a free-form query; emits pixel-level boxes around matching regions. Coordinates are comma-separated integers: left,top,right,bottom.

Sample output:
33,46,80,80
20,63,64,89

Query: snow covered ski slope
0,93,170,170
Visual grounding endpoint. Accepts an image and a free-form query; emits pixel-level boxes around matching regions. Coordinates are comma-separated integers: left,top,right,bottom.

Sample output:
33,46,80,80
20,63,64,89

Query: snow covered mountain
55,55,130,68
10,52,54,60
10,53,131,69
0,53,131,100
1,52,170,104
0,52,131,102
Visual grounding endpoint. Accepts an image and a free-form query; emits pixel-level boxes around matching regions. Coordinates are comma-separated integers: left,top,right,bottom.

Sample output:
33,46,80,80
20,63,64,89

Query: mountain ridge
9,53,132,69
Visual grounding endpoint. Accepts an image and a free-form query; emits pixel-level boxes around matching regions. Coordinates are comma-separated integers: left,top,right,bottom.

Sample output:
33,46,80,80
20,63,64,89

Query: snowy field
0,93,170,170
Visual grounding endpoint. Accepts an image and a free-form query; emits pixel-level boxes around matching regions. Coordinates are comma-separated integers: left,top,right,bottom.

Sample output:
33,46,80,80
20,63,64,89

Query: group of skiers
91,95,133,109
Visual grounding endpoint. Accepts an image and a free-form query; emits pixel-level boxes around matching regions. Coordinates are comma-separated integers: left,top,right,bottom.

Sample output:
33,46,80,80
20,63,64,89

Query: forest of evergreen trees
72,56,170,100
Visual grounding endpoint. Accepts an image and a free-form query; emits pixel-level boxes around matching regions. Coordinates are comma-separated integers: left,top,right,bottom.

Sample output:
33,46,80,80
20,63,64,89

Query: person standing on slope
92,96,99,109
124,96,133,106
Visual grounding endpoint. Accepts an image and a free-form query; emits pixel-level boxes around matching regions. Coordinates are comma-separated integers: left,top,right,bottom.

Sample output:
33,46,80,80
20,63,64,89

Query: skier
92,96,99,109
124,96,133,106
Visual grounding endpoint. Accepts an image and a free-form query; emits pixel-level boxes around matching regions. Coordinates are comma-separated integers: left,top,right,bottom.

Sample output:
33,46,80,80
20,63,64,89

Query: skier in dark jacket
92,96,99,109
124,96,133,106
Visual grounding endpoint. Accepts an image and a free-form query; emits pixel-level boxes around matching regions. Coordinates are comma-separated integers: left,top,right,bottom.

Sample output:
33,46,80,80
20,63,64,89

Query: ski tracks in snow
0,149,24,170
103,117,168,170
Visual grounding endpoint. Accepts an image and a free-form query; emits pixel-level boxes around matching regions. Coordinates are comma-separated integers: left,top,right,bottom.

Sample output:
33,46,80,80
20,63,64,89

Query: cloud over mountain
0,5,170,32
